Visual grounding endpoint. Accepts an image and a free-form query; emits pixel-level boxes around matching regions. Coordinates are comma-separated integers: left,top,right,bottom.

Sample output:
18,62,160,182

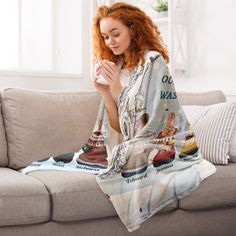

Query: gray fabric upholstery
0,88,101,169
177,90,226,105
179,163,236,210
0,103,8,166
0,208,235,236
27,164,236,223
28,170,178,222
0,167,50,226
0,88,235,235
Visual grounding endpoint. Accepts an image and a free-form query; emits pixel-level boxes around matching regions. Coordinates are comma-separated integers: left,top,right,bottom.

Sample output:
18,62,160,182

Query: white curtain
97,0,111,7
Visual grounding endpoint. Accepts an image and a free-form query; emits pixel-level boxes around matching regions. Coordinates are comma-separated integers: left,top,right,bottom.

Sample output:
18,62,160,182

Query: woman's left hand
100,60,123,97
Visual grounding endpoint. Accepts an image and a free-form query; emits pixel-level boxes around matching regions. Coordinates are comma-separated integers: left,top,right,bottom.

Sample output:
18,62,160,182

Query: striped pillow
182,102,236,164
229,126,236,162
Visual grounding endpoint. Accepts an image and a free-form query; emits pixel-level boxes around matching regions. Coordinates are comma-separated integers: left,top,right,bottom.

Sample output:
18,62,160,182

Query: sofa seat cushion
0,168,50,226
28,171,178,222
179,163,236,210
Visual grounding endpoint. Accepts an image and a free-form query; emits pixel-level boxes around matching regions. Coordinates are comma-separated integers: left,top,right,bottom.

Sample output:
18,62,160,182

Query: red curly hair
93,2,169,71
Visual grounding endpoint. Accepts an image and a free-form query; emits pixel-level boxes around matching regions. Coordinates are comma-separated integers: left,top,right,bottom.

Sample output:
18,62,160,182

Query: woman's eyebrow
101,28,119,35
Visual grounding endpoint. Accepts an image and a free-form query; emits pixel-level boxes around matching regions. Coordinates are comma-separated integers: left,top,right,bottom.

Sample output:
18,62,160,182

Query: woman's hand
93,61,111,96
92,60,122,133
100,60,123,98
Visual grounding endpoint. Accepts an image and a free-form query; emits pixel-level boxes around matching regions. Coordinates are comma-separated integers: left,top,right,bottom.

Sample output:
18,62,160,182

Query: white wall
174,0,236,97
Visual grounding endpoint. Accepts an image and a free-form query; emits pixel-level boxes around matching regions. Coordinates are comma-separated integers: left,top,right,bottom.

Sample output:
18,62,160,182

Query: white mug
94,61,115,85
96,74,109,85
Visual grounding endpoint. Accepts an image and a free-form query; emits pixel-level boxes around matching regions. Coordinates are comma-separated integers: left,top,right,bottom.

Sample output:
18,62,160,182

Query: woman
92,2,216,232
92,2,169,133
91,2,179,175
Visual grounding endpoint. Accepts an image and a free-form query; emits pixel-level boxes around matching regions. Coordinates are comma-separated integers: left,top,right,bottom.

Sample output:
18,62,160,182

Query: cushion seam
46,189,99,195
0,194,48,198
180,199,236,206
0,216,49,221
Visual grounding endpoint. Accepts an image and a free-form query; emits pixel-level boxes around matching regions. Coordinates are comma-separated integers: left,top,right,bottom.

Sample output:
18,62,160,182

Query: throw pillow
229,125,236,162
182,102,236,165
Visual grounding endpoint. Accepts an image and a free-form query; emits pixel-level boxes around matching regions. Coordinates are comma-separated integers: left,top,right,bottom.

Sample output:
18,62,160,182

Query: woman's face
100,17,132,56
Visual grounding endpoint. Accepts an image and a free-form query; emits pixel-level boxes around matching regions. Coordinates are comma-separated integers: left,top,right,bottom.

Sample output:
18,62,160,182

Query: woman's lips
111,46,119,50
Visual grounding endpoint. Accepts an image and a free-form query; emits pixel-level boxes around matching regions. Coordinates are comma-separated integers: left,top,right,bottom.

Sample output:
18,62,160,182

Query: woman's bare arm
103,92,121,133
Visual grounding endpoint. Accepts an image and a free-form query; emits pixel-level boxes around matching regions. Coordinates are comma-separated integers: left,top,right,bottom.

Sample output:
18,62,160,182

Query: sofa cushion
0,103,8,166
182,102,236,164
179,163,236,210
0,88,101,169
0,167,50,226
27,170,178,222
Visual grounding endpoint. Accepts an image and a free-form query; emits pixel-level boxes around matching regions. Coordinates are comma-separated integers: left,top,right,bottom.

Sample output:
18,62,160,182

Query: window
0,0,91,78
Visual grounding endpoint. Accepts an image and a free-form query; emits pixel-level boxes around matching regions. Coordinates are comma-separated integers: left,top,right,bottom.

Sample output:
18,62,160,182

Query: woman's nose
108,37,115,45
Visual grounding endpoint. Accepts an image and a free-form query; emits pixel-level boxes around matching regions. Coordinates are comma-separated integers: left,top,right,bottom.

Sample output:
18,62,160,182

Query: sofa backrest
0,88,101,169
177,90,226,105
0,102,8,166
0,88,226,169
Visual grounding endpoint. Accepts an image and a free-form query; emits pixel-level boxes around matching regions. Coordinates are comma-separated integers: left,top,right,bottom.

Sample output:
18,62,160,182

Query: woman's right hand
93,77,111,96
92,62,111,96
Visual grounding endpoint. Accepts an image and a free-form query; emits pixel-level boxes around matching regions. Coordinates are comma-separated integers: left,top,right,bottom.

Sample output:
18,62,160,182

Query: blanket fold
22,51,216,232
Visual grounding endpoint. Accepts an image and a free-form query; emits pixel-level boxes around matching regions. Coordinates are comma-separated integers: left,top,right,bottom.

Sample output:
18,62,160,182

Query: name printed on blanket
125,163,174,184
53,162,64,167
156,163,174,172
30,163,42,167
160,75,177,100
76,165,100,172
126,173,148,183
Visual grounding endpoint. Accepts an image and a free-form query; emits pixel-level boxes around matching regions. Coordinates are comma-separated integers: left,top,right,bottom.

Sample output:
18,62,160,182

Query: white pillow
182,102,236,165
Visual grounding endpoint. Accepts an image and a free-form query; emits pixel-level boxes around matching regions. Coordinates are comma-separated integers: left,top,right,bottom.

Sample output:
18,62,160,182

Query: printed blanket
22,51,216,232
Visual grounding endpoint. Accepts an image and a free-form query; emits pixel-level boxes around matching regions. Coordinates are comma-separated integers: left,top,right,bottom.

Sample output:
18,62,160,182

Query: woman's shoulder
142,50,164,67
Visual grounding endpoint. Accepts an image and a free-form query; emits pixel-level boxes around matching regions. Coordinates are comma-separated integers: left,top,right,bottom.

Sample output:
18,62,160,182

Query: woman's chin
111,49,123,55
112,51,121,55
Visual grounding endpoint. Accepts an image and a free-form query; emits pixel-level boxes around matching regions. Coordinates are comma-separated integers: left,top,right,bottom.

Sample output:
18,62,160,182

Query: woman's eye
113,34,120,37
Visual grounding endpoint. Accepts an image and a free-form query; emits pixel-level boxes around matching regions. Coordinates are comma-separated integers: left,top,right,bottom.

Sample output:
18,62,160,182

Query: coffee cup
96,74,109,85
94,61,115,85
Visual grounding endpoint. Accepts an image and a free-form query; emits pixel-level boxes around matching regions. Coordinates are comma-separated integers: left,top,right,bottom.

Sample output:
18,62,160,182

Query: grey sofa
0,88,235,236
